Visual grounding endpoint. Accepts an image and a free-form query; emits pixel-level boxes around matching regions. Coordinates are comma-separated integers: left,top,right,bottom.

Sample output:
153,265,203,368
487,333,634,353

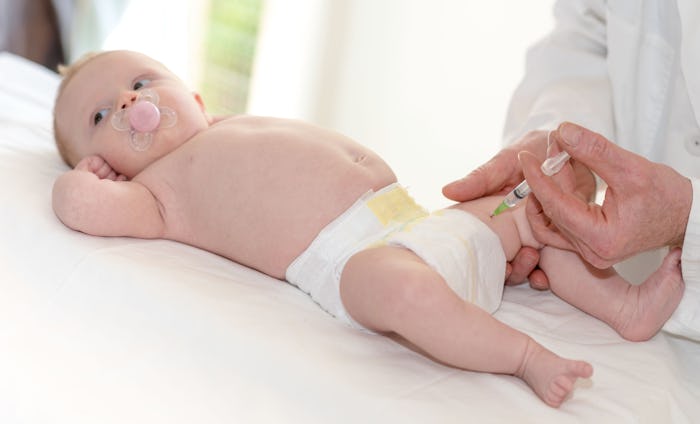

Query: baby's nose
118,91,139,110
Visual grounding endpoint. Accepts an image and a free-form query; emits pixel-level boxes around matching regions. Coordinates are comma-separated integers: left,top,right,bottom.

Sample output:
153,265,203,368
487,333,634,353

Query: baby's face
55,50,211,177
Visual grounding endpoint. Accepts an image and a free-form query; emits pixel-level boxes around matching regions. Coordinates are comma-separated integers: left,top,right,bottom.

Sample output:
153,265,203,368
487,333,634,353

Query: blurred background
1,0,555,210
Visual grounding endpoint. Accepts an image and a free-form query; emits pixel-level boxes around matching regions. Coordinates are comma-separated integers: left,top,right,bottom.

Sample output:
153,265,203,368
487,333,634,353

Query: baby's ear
193,92,213,124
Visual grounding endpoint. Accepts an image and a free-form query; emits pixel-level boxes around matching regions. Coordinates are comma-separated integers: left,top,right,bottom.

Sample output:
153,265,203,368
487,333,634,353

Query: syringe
490,150,571,217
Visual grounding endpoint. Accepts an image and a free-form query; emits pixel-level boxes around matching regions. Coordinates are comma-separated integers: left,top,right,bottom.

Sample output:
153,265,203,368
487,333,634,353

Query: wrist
669,178,700,247
670,177,693,247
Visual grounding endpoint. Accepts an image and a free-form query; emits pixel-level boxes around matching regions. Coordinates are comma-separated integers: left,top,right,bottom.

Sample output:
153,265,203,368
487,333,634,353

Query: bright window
99,0,262,115
200,0,262,114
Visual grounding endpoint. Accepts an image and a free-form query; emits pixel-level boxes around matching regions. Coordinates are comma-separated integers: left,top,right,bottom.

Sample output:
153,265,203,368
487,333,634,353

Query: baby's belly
168,153,396,279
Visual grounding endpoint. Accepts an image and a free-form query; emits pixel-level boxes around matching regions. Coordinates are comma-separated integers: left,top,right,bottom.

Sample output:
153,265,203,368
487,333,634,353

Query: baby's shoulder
211,114,313,132
212,114,280,128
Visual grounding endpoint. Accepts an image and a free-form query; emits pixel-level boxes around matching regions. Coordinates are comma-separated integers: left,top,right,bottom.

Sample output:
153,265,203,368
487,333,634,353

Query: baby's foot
516,340,593,408
613,248,685,342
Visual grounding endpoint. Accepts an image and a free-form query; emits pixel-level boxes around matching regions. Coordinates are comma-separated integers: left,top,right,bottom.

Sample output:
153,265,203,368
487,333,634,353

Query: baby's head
53,50,212,178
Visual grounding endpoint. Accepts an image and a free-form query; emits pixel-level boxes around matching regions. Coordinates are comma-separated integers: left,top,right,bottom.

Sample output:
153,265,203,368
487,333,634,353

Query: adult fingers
519,151,587,237
554,122,643,187
525,180,617,268
505,247,540,285
442,150,519,201
520,150,613,260
524,192,575,251
527,269,550,291
443,129,551,201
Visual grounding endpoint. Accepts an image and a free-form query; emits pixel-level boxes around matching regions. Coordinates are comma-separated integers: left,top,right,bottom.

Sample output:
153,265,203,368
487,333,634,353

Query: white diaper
385,209,506,315
285,184,506,330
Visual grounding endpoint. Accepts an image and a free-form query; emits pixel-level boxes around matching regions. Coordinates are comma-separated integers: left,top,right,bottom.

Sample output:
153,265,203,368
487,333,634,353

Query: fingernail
559,123,580,146
517,151,531,166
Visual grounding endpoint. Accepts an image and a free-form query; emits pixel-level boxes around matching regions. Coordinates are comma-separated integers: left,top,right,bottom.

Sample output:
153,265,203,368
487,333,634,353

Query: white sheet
1,51,699,423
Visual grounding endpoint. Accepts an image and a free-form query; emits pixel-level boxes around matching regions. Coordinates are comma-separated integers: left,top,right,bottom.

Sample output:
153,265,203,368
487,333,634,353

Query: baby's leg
541,247,684,341
340,245,593,407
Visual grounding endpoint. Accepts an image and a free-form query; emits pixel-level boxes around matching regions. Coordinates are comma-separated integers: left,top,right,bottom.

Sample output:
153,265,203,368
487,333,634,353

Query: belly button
354,154,366,163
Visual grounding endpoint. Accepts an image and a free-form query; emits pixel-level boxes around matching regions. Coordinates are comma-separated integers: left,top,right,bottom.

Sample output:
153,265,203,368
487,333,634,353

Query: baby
52,50,685,408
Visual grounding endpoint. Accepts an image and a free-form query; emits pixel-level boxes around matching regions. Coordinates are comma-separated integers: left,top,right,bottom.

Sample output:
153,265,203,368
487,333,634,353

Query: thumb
442,172,489,202
519,150,597,242
518,151,567,208
553,122,641,186
442,151,518,201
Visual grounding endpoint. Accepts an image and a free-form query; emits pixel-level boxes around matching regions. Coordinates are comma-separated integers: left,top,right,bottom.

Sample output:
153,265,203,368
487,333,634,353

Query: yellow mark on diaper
367,187,428,226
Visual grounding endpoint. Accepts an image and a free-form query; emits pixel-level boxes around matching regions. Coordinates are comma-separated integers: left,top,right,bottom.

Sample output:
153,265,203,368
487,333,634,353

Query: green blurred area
201,0,262,115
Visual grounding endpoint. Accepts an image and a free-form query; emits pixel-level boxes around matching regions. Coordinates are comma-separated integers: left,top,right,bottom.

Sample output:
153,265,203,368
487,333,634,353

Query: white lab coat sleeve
664,178,700,341
503,0,615,146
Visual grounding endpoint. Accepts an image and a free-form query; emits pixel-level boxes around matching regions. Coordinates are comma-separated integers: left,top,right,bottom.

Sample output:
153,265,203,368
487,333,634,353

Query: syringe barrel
504,180,531,207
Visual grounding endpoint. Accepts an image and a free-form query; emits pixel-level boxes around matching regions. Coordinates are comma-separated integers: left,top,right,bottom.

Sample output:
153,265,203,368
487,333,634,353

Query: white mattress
1,51,699,423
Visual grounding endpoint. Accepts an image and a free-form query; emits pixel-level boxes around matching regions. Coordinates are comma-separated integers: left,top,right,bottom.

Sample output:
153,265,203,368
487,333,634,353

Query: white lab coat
503,0,700,341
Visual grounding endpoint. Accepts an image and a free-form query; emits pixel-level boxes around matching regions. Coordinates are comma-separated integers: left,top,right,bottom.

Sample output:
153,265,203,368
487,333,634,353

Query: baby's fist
74,155,127,181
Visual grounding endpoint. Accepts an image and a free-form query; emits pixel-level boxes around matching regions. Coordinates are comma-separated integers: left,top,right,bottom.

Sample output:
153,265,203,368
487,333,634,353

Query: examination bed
1,52,699,423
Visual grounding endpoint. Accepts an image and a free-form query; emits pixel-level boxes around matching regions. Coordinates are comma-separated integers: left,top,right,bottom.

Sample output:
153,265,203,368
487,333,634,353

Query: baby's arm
52,155,165,238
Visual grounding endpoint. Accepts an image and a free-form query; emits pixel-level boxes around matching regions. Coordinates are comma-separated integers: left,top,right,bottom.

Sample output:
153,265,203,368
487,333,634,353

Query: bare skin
446,122,693,290
340,245,594,408
53,50,683,408
340,197,683,407
442,130,560,289
521,122,693,269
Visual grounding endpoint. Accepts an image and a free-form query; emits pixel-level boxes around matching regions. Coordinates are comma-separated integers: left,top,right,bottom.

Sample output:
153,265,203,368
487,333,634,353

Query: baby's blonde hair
53,51,106,167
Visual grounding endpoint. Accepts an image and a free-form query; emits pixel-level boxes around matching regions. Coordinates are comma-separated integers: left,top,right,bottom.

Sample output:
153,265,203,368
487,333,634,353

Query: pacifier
111,89,177,151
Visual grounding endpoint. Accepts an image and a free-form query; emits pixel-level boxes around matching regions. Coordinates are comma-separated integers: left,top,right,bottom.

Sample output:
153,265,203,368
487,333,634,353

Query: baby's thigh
510,205,544,249
339,245,450,332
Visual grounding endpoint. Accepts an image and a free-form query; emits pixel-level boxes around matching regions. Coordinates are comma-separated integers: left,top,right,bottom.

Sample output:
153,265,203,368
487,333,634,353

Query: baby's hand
74,155,128,181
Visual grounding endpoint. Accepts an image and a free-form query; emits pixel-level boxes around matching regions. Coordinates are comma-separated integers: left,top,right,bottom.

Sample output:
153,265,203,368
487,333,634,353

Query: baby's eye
93,108,110,125
133,79,151,90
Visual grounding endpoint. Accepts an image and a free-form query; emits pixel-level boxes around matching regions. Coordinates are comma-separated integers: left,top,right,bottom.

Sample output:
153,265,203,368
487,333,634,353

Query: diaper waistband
364,183,428,227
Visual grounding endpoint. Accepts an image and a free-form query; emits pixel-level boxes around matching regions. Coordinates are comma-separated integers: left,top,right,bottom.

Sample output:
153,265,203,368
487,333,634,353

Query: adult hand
443,130,587,288
520,122,693,269
443,130,550,287
443,130,549,203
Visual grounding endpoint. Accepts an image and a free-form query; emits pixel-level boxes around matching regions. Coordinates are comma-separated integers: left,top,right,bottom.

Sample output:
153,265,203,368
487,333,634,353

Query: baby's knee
391,263,451,316
342,247,451,328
